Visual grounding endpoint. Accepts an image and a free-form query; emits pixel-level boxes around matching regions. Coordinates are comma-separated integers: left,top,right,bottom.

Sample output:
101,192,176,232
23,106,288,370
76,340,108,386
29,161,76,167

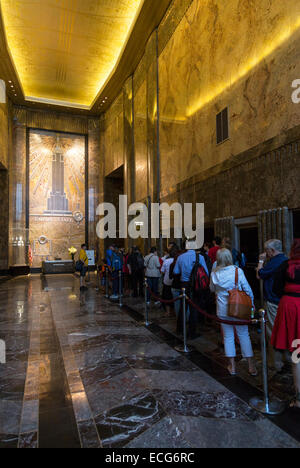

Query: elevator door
293,210,300,238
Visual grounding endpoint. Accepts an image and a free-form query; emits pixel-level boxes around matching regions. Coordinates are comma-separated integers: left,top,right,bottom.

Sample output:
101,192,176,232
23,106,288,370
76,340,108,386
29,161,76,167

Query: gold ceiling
0,0,144,109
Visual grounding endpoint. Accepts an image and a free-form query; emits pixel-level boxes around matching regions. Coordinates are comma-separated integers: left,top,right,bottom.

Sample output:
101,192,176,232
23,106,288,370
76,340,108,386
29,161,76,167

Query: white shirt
161,258,174,286
210,266,254,317
144,254,161,278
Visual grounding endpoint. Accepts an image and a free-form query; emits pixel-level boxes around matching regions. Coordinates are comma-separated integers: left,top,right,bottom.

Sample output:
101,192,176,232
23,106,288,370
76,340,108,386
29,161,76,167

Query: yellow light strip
0,0,145,109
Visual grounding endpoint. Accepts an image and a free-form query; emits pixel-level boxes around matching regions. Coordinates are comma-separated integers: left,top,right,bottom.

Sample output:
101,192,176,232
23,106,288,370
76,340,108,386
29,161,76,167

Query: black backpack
131,252,144,272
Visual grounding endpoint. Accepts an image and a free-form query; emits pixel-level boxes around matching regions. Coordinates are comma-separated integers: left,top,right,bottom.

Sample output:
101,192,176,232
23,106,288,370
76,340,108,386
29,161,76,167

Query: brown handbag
228,268,253,320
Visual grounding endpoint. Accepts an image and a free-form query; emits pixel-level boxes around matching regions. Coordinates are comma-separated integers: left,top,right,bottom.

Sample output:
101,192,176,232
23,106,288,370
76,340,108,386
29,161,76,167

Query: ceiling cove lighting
0,0,145,110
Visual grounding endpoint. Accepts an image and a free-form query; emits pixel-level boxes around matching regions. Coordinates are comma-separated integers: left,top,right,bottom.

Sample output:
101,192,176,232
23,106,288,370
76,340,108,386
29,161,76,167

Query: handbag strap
235,267,239,288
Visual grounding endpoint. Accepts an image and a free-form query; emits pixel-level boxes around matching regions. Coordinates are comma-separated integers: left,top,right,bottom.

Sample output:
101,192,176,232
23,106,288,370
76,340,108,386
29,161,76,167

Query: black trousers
177,281,203,337
131,270,144,297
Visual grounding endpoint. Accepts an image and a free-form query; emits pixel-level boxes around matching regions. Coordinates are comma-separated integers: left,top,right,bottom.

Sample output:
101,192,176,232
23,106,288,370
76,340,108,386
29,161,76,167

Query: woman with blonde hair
210,248,257,376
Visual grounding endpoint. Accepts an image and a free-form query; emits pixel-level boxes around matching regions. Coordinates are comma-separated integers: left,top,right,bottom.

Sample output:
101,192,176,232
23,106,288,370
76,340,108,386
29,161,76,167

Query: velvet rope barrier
186,297,254,326
145,283,183,304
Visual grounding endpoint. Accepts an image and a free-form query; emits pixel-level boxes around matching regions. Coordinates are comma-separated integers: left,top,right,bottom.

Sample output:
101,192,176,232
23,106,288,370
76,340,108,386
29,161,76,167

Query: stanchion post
97,268,100,291
143,279,152,327
119,270,123,308
105,267,109,298
249,309,286,415
175,289,191,354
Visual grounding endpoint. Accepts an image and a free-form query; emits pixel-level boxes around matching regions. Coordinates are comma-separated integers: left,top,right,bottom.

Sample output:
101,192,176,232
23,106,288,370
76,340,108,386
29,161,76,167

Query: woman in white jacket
210,249,257,376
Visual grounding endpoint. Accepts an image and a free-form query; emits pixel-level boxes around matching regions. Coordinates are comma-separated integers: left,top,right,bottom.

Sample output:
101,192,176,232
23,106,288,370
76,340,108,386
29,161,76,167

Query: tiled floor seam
122,356,197,448
110,296,300,446
50,299,102,449
18,304,40,448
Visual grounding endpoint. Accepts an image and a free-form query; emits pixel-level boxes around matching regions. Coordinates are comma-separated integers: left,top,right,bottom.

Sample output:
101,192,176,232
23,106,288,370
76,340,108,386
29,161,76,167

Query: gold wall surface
104,93,124,176
99,0,300,240
158,0,300,196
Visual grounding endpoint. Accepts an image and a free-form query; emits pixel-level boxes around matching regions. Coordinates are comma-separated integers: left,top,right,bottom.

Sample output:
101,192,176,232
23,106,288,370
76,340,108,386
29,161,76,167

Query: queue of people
98,237,300,410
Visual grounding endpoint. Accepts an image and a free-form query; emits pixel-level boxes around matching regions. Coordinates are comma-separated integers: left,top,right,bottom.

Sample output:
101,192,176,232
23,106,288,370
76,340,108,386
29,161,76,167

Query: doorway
293,210,300,238
104,165,124,252
235,218,260,300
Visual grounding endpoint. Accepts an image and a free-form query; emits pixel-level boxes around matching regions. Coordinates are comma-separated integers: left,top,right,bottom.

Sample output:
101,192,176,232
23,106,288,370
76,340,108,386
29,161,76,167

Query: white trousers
221,320,254,358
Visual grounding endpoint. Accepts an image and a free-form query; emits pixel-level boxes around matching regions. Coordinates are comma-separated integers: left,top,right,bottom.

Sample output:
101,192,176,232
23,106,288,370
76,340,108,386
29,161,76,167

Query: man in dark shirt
257,239,288,371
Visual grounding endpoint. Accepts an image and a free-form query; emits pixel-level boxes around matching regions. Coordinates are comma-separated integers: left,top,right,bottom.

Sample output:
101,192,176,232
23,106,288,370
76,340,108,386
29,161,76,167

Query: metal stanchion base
175,345,191,354
142,321,153,327
249,397,286,415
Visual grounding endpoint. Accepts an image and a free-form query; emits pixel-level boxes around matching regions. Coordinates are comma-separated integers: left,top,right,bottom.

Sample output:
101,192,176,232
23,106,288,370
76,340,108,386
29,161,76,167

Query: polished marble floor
0,274,299,448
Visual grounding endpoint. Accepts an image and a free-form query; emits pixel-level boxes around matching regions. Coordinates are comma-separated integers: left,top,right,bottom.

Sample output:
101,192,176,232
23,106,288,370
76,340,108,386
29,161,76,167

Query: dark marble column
123,77,135,250
98,115,105,258
87,117,101,258
9,108,29,270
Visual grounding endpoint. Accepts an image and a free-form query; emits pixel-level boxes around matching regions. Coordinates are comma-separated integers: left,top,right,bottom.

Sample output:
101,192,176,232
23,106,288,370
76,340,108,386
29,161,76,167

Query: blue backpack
111,252,122,271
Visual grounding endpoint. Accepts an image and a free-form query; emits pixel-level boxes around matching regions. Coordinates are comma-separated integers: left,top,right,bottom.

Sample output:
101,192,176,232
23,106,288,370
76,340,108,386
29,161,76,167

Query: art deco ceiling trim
0,0,145,109
0,0,172,114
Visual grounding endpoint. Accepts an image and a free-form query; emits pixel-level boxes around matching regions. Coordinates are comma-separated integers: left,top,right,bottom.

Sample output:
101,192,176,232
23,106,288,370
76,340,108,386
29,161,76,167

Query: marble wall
158,0,300,196
100,0,300,236
134,75,147,203
104,93,124,177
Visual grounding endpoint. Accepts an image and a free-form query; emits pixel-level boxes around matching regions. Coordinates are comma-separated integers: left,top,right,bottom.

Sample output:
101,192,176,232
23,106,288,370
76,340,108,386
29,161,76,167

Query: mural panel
29,129,86,268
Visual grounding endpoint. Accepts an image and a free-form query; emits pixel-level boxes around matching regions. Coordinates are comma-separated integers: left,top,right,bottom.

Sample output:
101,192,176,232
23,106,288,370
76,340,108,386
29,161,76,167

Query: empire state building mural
29,129,86,268
44,135,72,215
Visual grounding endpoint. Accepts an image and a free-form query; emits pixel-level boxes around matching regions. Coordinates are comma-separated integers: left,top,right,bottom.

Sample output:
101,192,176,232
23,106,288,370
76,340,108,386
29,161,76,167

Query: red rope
186,297,253,326
146,284,182,304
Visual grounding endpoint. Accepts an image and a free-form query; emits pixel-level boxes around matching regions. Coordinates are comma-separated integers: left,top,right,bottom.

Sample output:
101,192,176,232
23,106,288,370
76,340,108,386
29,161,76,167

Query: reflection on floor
0,274,299,448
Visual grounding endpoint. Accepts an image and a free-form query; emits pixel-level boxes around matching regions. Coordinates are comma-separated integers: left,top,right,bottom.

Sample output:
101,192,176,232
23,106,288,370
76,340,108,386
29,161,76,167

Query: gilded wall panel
104,93,124,176
134,79,148,202
0,101,8,169
159,0,300,195
26,109,88,134
88,118,101,252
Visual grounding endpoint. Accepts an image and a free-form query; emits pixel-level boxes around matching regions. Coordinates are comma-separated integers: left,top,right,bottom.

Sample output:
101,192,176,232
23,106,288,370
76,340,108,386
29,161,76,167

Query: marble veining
0,274,299,448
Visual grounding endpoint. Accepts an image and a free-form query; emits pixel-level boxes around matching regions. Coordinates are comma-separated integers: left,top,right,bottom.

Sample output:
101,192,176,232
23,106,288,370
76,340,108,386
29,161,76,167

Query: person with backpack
144,247,161,305
191,249,213,319
173,245,209,339
78,244,89,291
128,247,145,298
161,249,176,316
109,245,123,300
